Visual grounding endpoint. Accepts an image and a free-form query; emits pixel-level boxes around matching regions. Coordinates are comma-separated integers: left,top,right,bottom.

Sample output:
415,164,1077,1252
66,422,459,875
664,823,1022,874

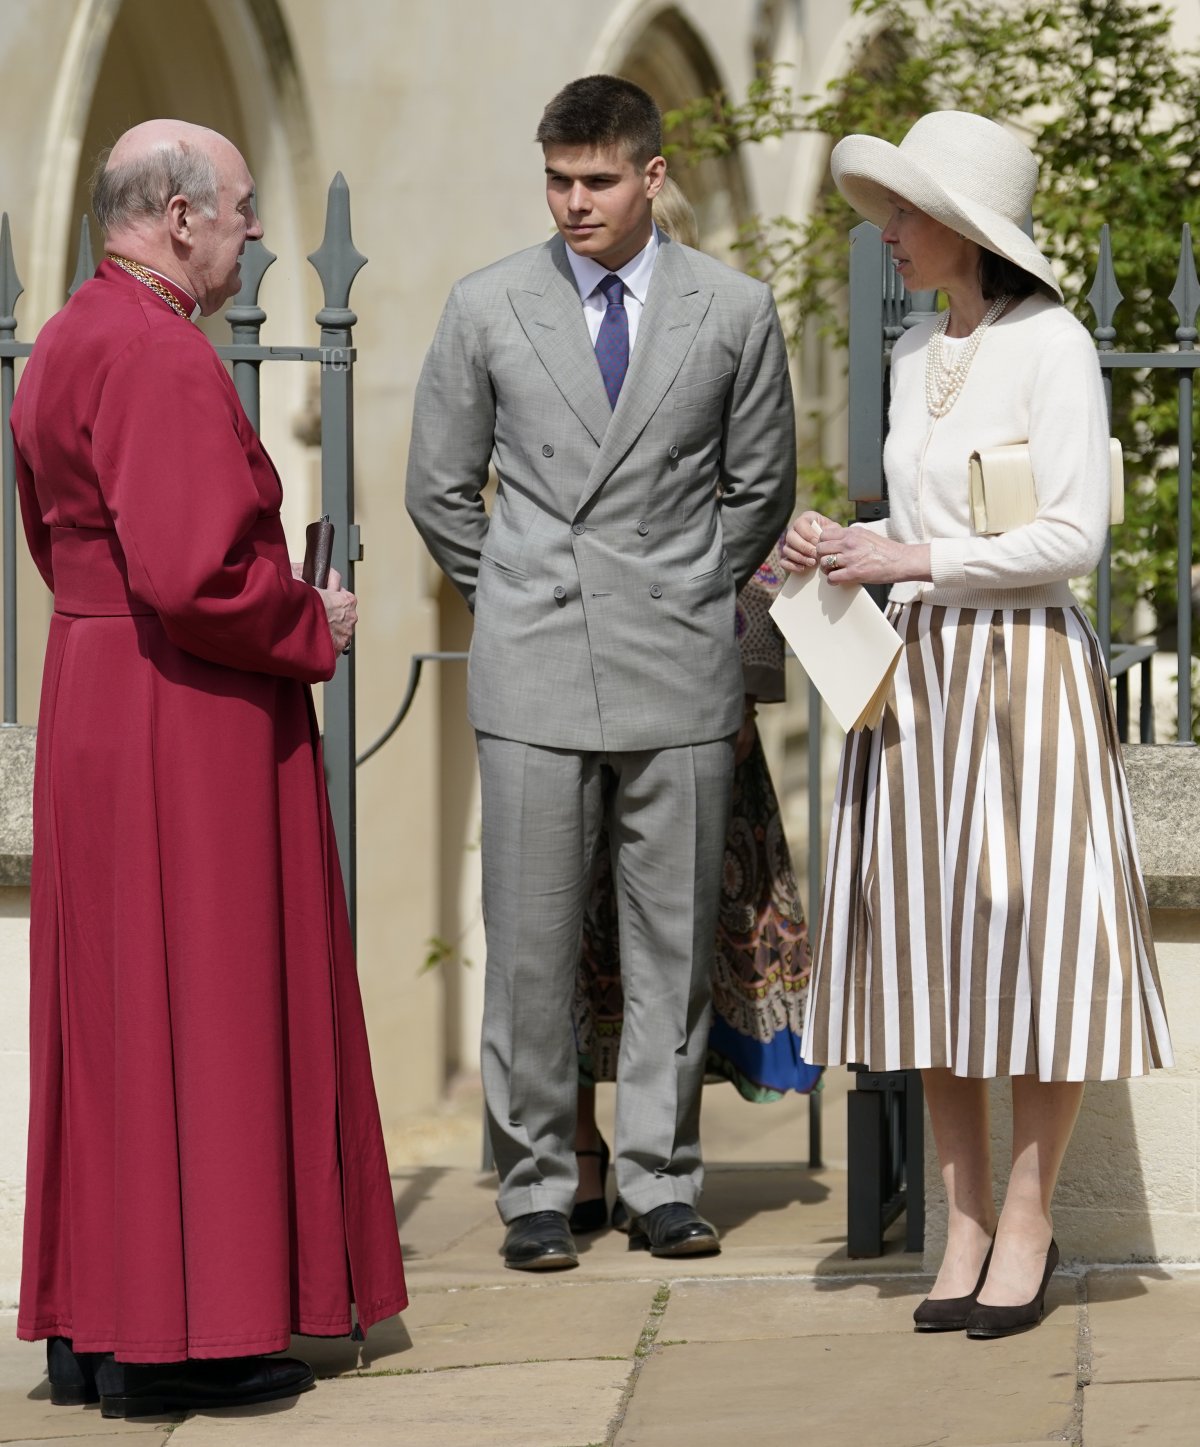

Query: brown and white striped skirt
805,602,1173,1081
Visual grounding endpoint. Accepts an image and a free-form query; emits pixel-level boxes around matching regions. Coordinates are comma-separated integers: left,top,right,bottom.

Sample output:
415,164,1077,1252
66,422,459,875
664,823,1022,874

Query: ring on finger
822,552,840,572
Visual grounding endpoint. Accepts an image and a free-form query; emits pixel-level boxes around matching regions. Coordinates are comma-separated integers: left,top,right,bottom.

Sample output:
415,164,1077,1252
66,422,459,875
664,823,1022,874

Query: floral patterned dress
574,545,822,1100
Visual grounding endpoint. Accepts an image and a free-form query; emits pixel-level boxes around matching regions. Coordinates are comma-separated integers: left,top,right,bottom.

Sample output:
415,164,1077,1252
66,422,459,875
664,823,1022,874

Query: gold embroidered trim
106,254,192,320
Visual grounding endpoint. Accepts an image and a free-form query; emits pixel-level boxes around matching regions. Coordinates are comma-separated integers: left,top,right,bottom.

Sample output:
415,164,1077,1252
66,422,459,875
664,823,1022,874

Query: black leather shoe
47,1336,110,1406
501,1210,579,1271
569,1134,611,1235
966,1239,1060,1339
96,1355,314,1418
628,1203,720,1257
913,1242,994,1332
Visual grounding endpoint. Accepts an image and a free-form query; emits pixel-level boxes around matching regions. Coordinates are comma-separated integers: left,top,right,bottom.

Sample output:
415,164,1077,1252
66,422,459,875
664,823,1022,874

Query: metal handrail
355,651,468,766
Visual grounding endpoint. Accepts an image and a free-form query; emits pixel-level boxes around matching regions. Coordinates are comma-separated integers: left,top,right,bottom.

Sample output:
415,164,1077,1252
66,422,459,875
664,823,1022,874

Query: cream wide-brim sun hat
829,110,1063,302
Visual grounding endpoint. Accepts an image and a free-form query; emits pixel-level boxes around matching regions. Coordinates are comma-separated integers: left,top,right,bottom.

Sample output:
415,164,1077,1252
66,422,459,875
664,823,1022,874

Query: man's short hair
91,140,219,233
536,75,662,166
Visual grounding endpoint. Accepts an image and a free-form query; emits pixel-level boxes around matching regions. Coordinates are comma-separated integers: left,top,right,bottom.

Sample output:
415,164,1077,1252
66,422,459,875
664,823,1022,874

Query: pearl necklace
923,294,1010,417
106,254,192,320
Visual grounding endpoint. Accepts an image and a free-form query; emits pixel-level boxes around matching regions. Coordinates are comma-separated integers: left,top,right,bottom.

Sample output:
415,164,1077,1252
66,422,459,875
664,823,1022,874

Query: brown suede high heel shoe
913,1241,994,1333
966,1239,1059,1339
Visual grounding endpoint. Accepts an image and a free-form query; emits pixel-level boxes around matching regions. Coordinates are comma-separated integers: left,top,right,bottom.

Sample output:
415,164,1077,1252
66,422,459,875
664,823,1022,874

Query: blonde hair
652,175,699,248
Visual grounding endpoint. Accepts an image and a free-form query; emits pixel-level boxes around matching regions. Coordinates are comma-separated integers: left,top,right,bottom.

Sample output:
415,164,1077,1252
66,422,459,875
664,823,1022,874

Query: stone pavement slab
1082,1379,1200,1447
1085,1268,1200,1382
392,1163,496,1262
615,1322,1079,1447
659,1274,934,1341
3,1438,161,1446
297,1278,659,1375
0,1385,175,1439
4,1076,1196,1447
402,1164,923,1291
167,1361,631,1447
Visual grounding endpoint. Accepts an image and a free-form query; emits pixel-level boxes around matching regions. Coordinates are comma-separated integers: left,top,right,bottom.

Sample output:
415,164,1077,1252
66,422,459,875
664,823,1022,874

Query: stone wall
921,745,1200,1268
0,728,34,1307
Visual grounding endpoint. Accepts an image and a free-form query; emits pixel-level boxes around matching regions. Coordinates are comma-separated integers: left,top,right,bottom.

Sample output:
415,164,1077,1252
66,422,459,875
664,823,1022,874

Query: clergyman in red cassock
11,119,406,1419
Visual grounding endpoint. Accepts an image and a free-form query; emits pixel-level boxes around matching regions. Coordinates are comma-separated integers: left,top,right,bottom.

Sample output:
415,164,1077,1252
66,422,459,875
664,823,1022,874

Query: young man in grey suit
406,75,795,1269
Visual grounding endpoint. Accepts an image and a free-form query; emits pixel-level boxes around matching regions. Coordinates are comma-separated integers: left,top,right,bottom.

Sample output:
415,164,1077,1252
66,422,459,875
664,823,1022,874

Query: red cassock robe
12,260,407,1362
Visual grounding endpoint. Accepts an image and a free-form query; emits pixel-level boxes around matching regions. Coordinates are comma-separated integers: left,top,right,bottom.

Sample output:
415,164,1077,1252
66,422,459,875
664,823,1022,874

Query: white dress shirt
564,225,660,351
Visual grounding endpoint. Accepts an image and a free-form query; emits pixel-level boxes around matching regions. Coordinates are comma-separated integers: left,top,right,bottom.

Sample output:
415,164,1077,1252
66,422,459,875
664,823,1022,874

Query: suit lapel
577,237,712,514
507,239,612,447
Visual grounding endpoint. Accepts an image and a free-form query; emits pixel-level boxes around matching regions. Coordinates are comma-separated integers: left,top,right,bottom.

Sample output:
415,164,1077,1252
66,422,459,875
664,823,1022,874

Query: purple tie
593,273,628,409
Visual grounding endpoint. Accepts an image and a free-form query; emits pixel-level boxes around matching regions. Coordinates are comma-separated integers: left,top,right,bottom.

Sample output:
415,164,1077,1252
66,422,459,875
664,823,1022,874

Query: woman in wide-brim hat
781,111,1173,1338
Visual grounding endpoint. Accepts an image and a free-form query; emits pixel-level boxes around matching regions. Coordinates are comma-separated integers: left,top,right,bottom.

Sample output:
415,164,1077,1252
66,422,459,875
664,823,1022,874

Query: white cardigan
864,293,1111,610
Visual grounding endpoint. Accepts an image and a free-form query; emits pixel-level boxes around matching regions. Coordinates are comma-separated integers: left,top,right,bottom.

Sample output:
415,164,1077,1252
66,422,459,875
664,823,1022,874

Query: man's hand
317,567,358,653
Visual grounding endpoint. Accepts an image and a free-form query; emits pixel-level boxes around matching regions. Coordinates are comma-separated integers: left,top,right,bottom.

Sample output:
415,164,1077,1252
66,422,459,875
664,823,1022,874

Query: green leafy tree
665,0,1200,725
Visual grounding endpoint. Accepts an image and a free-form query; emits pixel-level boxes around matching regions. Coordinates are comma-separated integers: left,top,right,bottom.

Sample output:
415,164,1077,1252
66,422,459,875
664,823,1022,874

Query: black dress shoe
913,1242,994,1332
501,1210,579,1271
46,1336,110,1406
628,1203,720,1257
569,1134,611,1235
96,1355,314,1419
966,1239,1060,1339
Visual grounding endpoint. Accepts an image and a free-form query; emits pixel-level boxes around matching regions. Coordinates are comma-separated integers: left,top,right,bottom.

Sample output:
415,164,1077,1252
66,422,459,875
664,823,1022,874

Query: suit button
637,521,649,536
649,584,663,599
542,444,554,457
572,522,586,535
668,445,680,459
553,584,566,601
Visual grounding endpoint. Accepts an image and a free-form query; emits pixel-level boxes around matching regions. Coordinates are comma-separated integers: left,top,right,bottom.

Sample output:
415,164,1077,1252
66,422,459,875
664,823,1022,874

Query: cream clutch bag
968,439,1124,534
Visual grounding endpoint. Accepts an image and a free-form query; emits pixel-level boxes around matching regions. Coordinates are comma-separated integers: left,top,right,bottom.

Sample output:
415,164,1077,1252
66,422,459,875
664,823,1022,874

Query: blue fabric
706,1013,823,1101
593,273,628,408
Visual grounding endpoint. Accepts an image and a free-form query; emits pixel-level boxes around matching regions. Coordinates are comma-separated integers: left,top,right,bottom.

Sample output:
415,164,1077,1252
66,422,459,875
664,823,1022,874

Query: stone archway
28,0,319,536
11,0,322,744
607,5,752,261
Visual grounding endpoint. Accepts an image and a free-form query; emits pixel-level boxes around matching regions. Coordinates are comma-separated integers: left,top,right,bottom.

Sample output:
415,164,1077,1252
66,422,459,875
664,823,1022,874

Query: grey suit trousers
477,732,735,1222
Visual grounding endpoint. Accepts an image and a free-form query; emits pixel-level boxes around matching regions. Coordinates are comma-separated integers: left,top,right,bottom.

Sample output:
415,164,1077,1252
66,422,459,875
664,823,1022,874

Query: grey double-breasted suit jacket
405,232,796,753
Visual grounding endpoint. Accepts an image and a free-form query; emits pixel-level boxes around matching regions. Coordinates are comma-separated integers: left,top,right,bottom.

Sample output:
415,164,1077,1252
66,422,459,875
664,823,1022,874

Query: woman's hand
781,511,838,572
814,529,932,588
317,567,358,652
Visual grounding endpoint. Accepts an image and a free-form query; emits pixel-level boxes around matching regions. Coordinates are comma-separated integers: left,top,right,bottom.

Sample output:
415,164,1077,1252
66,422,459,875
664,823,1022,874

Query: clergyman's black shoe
628,1203,720,1257
96,1355,315,1419
46,1336,109,1406
502,1210,579,1271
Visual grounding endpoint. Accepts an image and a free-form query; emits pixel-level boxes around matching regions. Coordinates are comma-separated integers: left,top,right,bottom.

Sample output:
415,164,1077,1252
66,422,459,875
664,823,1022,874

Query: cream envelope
769,567,902,733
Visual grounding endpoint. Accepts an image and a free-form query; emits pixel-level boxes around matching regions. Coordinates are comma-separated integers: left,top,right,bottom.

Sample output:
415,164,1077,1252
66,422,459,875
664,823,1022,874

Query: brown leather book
301,515,335,588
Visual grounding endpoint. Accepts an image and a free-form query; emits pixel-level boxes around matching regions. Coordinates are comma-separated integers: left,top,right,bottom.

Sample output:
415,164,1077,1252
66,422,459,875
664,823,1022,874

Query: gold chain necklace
106,254,192,320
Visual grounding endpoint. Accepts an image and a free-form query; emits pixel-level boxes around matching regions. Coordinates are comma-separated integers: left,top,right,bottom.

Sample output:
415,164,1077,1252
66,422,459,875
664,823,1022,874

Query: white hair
91,140,218,232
